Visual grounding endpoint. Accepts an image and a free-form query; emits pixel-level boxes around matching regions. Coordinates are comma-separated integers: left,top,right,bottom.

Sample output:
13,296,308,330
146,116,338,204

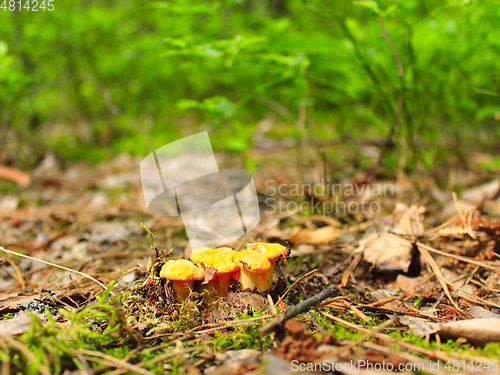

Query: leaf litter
1,150,500,374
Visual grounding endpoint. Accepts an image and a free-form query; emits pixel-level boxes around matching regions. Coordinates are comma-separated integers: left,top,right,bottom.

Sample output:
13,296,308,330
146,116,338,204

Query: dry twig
260,284,339,334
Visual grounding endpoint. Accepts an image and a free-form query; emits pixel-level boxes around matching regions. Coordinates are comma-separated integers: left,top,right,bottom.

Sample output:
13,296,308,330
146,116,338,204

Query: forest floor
2,142,500,374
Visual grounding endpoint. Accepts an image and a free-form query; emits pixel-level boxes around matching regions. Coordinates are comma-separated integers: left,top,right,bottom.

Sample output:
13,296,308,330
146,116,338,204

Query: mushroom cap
234,250,271,273
246,243,290,263
191,247,212,256
160,259,205,281
190,247,239,273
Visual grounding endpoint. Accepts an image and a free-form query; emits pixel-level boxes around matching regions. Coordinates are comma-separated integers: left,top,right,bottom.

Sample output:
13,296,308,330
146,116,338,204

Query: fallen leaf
261,354,300,375
462,180,500,204
290,226,341,244
86,221,132,243
0,196,20,213
396,274,430,295
398,316,441,337
201,266,218,284
440,318,500,346
359,232,413,272
0,311,47,337
467,306,500,319
0,293,44,313
392,203,426,235
441,200,477,218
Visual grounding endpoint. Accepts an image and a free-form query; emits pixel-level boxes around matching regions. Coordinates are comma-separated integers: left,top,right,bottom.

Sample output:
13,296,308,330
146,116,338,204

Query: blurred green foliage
0,0,499,166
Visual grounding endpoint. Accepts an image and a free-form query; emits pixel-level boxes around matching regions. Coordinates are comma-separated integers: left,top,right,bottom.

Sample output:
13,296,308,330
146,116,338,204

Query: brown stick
0,165,30,186
260,284,339,334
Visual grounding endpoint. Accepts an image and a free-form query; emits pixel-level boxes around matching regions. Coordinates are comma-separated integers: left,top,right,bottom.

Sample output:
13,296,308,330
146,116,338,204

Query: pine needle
0,245,109,292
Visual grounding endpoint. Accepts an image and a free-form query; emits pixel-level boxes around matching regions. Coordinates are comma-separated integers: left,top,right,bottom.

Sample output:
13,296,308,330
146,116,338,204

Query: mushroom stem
239,270,260,292
245,243,290,291
212,281,228,297
172,281,194,302
259,270,273,292
234,250,272,293
217,270,240,295
240,270,272,292
190,247,239,298
269,262,277,277
204,272,236,297
200,291,225,321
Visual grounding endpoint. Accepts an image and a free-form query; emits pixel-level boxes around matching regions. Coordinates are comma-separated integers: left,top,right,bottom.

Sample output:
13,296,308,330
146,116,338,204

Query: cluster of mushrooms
159,243,290,304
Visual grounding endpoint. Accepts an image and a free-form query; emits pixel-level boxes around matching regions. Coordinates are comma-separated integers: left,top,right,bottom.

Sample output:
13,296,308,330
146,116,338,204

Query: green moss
0,282,129,374
169,301,205,332
312,310,364,341
315,309,500,360
4,278,500,375
309,308,499,362
0,180,18,194
211,323,271,352
388,330,500,358
208,309,272,352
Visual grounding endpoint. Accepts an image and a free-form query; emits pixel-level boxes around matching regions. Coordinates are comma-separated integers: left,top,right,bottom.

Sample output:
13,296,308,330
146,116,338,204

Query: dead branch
259,284,339,334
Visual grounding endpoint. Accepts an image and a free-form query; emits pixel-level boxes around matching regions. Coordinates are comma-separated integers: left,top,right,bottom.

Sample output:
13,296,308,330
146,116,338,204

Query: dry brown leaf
441,181,500,218
201,266,218,284
398,316,441,337
0,312,47,337
290,226,341,244
392,203,426,235
396,274,430,295
442,200,477,218
206,349,261,375
440,318,500,346
462,180,500,204
467,306,500,319
359,232,413,272
0,293,44,313
352,204,425,272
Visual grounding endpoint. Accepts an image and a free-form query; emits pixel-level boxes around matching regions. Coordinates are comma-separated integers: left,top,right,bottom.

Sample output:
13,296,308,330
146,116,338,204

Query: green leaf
164,37,188,49
353,1,379,14
475,106,500,121
176,99,201,110
381,3,398,17
414,294,423,307
226,137,248,152
203,96,237,118
0,41,8,56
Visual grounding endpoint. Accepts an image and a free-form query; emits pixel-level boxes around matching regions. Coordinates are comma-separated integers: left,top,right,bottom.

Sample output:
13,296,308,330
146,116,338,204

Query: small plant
0,282,127,374
141,222,156,247
1,313,14,320
414,293,423,308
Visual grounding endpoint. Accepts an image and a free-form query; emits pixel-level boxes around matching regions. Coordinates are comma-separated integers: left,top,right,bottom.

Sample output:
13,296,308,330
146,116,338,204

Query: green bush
0,0,499,164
